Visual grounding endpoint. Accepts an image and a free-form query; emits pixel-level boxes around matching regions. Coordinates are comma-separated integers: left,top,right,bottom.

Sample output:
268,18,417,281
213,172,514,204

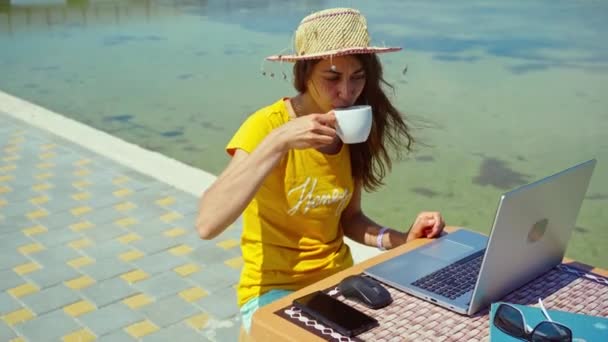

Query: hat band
297,35,370,56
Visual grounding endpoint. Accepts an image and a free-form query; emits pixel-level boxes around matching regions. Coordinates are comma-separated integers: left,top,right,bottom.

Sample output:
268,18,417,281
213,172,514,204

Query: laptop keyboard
411,251,484,300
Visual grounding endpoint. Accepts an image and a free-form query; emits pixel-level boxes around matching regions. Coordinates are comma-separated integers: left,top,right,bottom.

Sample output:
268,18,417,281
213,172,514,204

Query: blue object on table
489,302,608,341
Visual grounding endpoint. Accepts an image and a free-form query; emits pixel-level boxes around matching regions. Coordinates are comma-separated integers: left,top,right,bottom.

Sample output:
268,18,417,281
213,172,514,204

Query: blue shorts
240,289,293,333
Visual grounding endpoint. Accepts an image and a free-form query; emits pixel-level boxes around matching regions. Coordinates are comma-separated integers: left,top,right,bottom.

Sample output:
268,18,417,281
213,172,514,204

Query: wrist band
376,227,389,251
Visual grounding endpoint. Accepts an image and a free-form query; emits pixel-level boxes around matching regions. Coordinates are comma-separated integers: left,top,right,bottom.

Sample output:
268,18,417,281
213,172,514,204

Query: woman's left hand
406,211,445,243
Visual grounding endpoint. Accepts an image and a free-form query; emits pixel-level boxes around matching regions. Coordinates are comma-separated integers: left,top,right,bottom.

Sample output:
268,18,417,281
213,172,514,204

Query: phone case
293,291,377,337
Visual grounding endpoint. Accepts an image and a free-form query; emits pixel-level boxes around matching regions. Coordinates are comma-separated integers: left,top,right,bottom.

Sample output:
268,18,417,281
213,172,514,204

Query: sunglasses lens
494,305,526,337
531,322,572,342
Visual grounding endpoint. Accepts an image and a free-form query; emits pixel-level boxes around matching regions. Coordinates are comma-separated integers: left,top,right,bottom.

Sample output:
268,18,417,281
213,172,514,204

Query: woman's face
306,55,366,112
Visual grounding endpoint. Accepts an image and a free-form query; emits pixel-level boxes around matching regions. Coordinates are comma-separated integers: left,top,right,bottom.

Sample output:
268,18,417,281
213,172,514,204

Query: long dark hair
293,54,414,191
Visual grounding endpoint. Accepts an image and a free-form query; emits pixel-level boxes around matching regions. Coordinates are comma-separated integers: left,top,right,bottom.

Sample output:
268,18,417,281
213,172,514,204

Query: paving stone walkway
0,113,243,341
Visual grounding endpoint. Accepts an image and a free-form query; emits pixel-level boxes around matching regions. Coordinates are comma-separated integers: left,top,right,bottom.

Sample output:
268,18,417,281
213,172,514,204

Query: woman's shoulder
247,98,290,127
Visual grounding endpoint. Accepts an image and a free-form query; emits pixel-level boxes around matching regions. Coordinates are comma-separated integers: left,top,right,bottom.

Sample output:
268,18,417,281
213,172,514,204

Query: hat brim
265,46,402,62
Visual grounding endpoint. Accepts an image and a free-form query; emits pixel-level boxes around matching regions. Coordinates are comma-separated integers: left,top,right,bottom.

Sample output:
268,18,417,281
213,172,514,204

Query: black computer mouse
338,275,393,309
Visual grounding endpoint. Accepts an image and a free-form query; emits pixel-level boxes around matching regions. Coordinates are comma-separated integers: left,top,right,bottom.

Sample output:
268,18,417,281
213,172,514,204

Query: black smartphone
292,291,378,337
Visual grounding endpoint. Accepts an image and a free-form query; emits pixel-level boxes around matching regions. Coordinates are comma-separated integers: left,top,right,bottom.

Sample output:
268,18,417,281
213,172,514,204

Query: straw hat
266,8,401,62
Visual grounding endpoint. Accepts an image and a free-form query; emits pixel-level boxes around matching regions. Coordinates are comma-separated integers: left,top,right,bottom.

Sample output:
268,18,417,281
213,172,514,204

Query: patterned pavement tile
28,245,83,266
82,224,127,243
155,191,198,216
142,321,211,342
139,295,199,328
0,201,40,221
0,320,17,341
195,286,239,320
114,201,166,222
0,217,33,237
0,292,22,315
187,243,242,267
187,262,240,293
126,184,179,205
130,233,182,255
20,284,81,315
0,231,34,251
0,269,25,291
79,258,135,282
3,185,44,203
81,239,133,261
133,251,187,276
34,211,87,232
0,113,243,341
0,251,30,271
25,263,82,289
129,219,173,238
124,319,160,339
40,191,90,214
13,309,81,342
32,227,83,248
79,301,144,337
134,272,193,301
85,204,135,228
213,319,243,342
97,329,138,342
81,277,139,307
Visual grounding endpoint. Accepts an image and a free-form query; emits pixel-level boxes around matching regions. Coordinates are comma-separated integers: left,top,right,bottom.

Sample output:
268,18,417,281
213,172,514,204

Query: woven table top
275,264,608,342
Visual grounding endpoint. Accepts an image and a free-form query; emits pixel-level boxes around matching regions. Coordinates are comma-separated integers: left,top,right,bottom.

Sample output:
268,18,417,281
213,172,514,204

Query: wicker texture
275,265,608,341
266,8,400,62
296,9,369,57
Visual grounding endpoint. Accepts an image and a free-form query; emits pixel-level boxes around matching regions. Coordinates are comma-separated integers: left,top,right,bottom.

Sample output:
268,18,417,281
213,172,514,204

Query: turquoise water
1,0,607,268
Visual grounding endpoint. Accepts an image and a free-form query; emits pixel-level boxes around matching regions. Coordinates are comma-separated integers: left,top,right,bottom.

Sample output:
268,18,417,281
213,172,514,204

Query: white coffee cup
334,105,373,144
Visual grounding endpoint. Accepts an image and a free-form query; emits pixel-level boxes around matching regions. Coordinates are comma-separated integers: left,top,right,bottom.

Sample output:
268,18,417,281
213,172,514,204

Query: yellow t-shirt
226,98,355,307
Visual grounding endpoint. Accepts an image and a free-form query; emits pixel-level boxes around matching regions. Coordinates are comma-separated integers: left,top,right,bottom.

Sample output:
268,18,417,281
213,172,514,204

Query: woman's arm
196,130,286,240
340,183,407,250
196,112,338,240
341,183,446,250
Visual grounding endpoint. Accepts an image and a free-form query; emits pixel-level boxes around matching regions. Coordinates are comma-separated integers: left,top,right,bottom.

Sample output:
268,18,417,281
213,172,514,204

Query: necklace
289,96,305,119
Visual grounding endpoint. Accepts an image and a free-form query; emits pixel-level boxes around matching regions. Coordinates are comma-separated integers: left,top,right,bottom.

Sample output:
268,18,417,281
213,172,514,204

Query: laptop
364,159,596,316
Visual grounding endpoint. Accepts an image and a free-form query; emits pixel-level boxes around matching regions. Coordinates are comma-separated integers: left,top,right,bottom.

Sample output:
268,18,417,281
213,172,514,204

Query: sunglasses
493,299,572,342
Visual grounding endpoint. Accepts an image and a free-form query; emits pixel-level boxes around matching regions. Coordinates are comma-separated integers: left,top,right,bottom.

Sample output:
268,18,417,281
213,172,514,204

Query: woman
196,7,446,333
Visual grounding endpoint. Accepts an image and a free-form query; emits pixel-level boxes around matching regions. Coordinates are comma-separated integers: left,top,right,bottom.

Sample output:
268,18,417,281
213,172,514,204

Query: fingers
311,122,336,137
315,111,337,127
310,116,337,144
284,112,338,150
426,212,445,238
412,212,445,238
309,135,335,147
406,216,427,240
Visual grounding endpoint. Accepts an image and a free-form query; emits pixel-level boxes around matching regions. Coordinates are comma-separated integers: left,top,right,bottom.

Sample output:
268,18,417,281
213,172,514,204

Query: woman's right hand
196,110,337,240
275,111,337,150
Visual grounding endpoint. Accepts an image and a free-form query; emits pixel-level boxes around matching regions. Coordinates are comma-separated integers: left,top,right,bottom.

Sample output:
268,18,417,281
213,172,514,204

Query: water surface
1,0,607,267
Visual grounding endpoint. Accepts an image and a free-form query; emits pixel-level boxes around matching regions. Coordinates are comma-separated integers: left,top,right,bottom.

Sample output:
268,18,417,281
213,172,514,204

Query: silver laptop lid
468,159,596,315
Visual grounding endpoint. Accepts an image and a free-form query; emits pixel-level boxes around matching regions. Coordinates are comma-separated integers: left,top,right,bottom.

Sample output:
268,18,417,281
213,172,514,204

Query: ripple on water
473,157,530,190
415,155,435,162
411,187,439,198
103,115,133,122
161,130,184,137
